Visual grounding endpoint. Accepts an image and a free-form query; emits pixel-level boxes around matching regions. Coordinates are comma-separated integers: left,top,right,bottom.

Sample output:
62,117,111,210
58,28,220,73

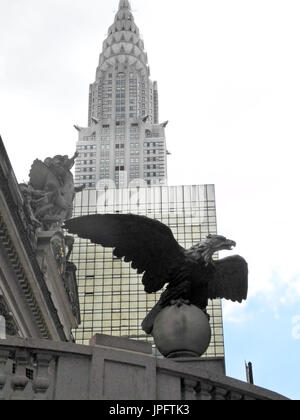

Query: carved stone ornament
0,295,19,337
21,152,83,231
151,300,211,358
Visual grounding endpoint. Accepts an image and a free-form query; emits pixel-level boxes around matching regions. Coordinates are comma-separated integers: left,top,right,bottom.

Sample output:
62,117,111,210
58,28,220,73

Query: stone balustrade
0,336,288,400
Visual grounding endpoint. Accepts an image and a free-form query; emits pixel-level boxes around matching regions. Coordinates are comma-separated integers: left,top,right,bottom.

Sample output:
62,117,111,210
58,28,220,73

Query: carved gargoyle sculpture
64,214,248,333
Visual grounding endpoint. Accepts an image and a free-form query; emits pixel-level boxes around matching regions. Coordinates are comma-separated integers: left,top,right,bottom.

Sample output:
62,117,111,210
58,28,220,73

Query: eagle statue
64,214,248,334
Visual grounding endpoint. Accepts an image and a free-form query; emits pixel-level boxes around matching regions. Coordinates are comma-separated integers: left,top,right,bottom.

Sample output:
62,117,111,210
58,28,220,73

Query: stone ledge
90,334,152,355
172,356,226,375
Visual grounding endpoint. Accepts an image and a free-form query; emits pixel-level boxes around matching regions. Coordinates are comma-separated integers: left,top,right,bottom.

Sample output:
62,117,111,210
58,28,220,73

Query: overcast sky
1,0,300,399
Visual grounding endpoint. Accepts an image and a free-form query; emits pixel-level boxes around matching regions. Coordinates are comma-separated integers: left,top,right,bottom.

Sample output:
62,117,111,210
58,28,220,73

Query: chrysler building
75,0,168,189
72,1,225,359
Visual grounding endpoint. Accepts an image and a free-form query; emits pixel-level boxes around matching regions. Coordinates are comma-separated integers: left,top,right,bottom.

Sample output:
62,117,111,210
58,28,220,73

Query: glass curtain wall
71,185,224,358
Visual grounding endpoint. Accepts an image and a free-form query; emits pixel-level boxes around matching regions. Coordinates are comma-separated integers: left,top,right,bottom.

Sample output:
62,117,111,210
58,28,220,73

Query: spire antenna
118,0,131,10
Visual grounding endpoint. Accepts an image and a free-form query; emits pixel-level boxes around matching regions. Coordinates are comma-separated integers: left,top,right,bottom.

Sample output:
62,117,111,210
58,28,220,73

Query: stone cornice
0,137,67,341
0,212,51,339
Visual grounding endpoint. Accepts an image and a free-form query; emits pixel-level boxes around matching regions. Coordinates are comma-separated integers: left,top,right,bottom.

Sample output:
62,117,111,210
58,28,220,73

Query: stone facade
0,335,288,400
0,136,80,341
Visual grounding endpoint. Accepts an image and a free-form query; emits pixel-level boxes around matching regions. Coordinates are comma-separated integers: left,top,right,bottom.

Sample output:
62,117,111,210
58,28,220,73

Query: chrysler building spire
74,0,168,189
118,0,131,10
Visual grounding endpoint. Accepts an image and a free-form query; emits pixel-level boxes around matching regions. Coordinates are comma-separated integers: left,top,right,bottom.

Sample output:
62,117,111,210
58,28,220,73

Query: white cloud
291,315,300,340
222,301,254,325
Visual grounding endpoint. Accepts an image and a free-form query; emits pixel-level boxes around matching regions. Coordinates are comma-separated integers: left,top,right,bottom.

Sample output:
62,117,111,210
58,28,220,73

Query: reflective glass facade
71,185,224,358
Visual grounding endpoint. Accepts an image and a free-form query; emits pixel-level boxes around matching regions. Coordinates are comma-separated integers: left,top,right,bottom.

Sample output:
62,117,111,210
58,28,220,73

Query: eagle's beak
226,240,236,250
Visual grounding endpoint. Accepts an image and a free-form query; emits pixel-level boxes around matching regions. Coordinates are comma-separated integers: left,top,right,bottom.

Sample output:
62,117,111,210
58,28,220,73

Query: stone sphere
152,303,211,358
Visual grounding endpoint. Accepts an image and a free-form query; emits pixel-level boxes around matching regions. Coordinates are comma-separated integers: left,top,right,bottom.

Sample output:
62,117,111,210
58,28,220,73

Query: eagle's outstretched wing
64,214,185,293
207,255,248,303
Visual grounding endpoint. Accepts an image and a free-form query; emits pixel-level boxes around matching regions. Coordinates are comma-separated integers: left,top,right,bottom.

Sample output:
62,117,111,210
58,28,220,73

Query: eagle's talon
183,299,191,305
169,298,191,307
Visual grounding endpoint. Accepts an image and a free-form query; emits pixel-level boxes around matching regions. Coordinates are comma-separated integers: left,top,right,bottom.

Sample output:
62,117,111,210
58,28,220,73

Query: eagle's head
191,234,236,265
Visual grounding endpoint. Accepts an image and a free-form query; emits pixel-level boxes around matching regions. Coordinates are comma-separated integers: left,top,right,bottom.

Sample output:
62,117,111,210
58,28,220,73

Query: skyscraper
72,185,224,360
72,0,225,362
75,0,168,189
